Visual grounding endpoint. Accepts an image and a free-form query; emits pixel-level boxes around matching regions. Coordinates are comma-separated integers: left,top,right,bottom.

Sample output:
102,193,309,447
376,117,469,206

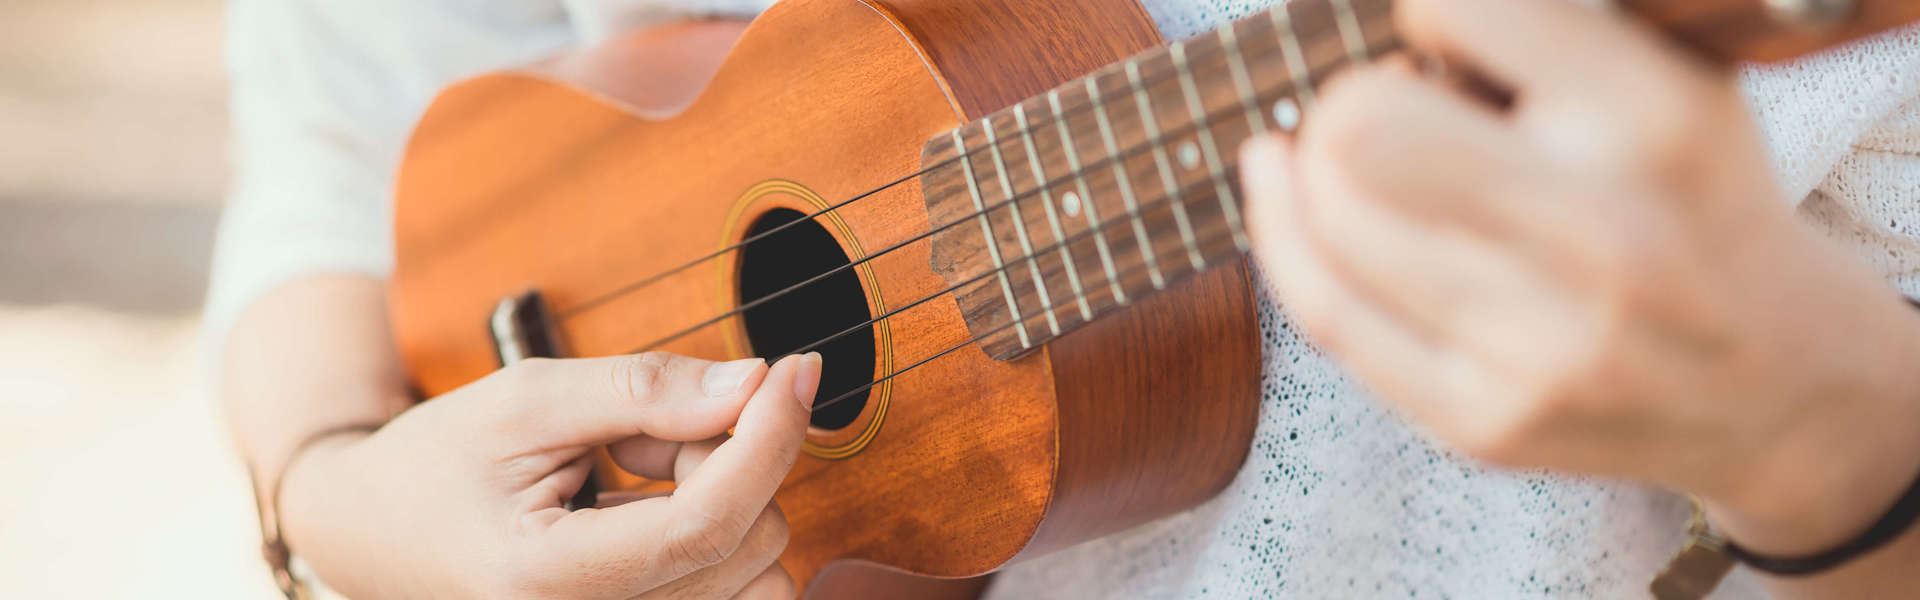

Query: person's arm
223,273,819,598
212,1,825,595
220,274,410,544
1237,0,1920,595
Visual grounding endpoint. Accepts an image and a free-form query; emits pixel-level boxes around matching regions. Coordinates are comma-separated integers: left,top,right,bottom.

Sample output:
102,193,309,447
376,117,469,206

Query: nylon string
620,77,1284,355
558,29,1290,322
804,218,1175,414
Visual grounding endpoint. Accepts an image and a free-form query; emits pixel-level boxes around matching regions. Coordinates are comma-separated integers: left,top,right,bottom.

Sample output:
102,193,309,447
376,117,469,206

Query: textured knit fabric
208,1,1920,598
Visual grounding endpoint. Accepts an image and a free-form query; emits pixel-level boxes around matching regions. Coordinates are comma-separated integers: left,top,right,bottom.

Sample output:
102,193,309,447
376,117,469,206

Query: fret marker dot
1061,191,1082,217
1273,98,1302,131
1177,142,1201,170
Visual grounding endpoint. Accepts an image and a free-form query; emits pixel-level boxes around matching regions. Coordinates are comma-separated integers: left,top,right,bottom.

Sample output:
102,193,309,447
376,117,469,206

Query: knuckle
611,352,673,405
669,530,733,569
667,507,748,568
667,530,731,570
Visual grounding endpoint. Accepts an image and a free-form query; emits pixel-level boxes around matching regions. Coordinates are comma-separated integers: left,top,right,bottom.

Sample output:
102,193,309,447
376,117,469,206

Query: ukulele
389,0,1920,595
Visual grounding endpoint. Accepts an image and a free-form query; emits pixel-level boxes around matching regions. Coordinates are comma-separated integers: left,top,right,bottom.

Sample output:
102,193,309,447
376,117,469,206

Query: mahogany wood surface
390,0,1261,595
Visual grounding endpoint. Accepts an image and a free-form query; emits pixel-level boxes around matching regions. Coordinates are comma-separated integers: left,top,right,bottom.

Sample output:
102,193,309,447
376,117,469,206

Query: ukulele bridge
489,290,564,365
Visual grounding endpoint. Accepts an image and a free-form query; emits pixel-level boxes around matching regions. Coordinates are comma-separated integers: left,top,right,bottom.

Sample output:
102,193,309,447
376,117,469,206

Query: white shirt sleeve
203,0,578,346
1741,24,1920,204
1740,25,1920,299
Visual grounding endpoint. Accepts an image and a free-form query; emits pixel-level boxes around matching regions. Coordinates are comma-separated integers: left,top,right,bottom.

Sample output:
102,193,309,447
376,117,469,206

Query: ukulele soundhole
737,208,875,431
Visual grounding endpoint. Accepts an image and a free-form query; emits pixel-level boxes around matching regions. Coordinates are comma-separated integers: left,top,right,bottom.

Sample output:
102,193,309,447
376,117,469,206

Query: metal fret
1171,42,1250,252
1331,0,1372,63
1085,76,1167,290
1218,23,1267,134
1124,58,1207,271
1014,104,1095,322
951,129,1031,349
982,119,1062,337
1273,7,1318,108
1048,89,1130,306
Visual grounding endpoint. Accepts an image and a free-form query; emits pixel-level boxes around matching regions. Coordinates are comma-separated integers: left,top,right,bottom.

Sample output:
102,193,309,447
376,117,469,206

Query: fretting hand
1240,0,1920,569
276,352,820,599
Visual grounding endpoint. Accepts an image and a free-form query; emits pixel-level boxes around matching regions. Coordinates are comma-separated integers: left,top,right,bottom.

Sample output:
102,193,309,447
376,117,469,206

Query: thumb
671,351,820,511
476,352,768,451
530,353,821,594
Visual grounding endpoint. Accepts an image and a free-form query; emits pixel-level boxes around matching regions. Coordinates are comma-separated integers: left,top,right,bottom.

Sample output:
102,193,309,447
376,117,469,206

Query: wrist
276,432,370,546
267,427,378,598
1703,296,1920,556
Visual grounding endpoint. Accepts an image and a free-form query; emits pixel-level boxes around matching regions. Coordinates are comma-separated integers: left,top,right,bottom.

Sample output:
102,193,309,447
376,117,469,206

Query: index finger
664,352,820,552
525,353,820,594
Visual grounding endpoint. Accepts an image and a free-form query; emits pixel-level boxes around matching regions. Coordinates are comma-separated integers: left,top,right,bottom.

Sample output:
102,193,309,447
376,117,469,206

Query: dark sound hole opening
738,208,875,431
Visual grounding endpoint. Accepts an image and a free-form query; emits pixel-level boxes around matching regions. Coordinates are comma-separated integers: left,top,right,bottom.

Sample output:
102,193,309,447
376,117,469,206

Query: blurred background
1,0,277,595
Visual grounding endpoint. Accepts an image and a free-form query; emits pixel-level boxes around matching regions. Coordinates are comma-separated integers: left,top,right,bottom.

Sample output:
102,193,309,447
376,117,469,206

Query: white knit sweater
208,1,1920,598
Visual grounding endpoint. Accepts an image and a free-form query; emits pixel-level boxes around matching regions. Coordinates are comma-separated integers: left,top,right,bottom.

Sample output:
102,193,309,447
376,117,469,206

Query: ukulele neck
919,0,1920,361
920,0,1394,359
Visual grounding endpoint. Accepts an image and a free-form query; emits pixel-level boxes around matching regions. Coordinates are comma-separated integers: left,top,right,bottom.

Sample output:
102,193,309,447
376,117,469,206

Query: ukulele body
390,0,1260,591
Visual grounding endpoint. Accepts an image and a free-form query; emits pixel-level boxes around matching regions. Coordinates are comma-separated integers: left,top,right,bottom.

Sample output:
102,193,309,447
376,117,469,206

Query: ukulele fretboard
920,0,1397,359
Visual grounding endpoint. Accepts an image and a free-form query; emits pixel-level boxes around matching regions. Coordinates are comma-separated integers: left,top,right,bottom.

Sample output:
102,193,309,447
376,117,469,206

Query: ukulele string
618,81,1280,355
556,165,934,319
805,238,1167,415
735,167,1233,362
629,165,1231,356
558,35,1280,321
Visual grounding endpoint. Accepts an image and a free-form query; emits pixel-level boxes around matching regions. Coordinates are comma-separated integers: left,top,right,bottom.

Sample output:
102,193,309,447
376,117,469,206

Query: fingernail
702,358,763,399
793,352,823,409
